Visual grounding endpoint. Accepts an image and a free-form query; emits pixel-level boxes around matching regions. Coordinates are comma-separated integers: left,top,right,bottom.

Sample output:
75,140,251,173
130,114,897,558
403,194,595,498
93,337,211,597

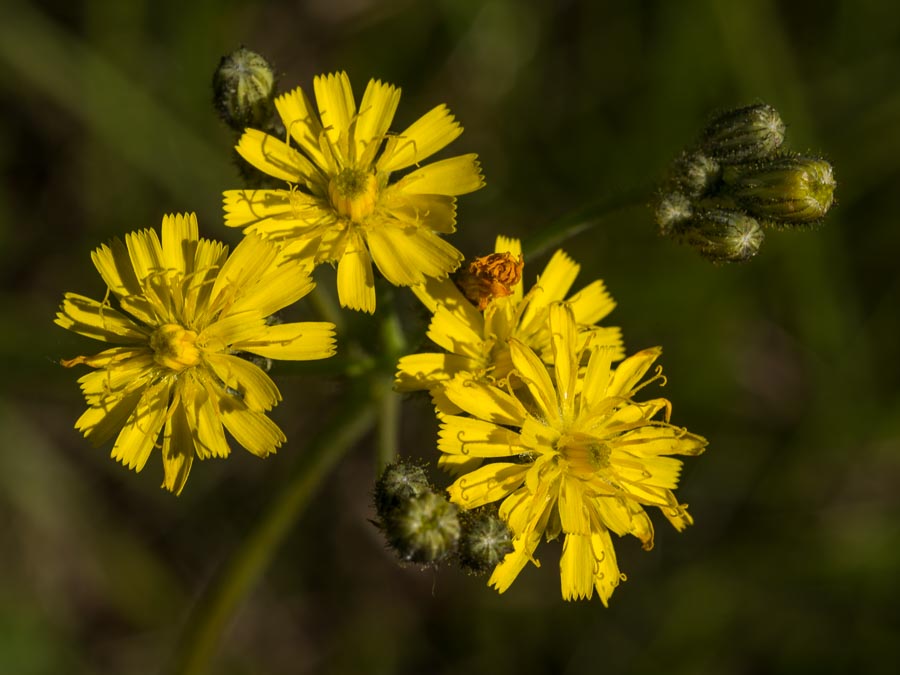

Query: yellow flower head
223,71,485,313
55,213,336,495
395,235,623,400
438,304,706,604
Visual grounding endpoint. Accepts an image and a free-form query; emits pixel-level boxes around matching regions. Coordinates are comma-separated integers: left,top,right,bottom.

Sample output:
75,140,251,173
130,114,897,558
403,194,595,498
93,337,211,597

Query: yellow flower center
328,168,378,221
150,323,201,372
556,433,610,477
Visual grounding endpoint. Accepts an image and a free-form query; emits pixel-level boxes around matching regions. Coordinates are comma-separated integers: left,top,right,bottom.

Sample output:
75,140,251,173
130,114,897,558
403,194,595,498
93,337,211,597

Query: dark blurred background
2,0,899,673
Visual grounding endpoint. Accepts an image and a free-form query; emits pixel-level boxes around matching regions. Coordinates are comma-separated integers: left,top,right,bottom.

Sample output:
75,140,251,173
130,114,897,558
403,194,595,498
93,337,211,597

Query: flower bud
723,155,835,225
681,209,764,263
672,151,721,197
382,492,461,565
700,104,786,164
654,191,693,236
213,48,277,132
457,508,513,575
374,461,432,516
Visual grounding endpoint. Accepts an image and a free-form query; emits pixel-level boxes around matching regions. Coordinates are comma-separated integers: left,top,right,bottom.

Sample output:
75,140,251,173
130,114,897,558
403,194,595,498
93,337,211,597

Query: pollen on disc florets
328,167,378,221
150,323,201,371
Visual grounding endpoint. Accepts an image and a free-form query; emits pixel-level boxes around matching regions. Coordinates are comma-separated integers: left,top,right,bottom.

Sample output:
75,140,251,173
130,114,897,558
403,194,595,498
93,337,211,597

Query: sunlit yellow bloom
396,237,623,391
55,213,336,495
223,71,484,313
438,304,706,603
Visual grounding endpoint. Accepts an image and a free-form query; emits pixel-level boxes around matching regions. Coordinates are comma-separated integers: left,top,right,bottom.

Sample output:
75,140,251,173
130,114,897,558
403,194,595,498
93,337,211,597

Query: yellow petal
560,534,595,600
394,154,484,196
607,347,662,398
615,453,684,490
382,192,457,233
186,376,231,459
580,346,614,414
437,453,483,477
442,376,527,426
355,79,400,166
77,351,155,404
661,497,694,532
184,239,229,321
75,386,145,446
313,71,356,163
518,249,579,334
236,129,319,183
219,398,285,458
582,327,625,361
494,236,522,257
233,322,337,361
617,426,708,457
207,235,278,315
591,529,623,607
413,276,482,328
377,104,464,173
124,228,165,283
425,305,484,358
55,293,148,343
438,414,522,457
558,477,590,536
336,231,375,313
447,462,529,508
275,86,329,171
567,279,616,325
160,213,199,276
201,311,267,349
110,379,171,472
226,260,315,319
160,396,194,495
518,416,561,454
223,189,298,230
488,534,538,594
508,339,559,424
366,223,463,287
394,352,480,391
204,353,281,412
549,303,578,418
91,239,155,324
592,495,646,538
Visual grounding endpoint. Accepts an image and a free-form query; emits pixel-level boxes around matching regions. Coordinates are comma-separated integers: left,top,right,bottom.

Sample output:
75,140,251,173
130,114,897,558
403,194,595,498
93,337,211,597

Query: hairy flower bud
681,209,764,263
700,103,786,164
672,151,721,197
382,492,461,565
374,461,432,515
457,507,513,575
213,48,276,132
723,155,836,224
654,191,693,236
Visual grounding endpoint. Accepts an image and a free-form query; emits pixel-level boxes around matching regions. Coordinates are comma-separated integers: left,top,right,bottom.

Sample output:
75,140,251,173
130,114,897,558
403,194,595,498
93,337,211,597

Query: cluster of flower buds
654,103,836,262
374,461,513,574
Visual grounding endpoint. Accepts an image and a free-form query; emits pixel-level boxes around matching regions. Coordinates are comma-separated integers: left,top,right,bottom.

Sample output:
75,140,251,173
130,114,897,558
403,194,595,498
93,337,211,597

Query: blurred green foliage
1,0,899,673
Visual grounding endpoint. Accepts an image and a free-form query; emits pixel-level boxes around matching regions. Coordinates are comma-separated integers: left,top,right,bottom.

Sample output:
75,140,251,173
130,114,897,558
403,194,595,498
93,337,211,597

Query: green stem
376,376,399,473
169,384,379,675
375,308,406,472
522,184,651,258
